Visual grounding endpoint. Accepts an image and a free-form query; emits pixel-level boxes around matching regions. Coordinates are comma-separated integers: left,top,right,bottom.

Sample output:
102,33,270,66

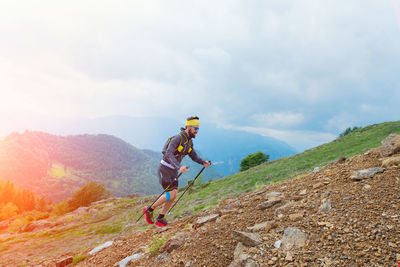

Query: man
143,116,211,227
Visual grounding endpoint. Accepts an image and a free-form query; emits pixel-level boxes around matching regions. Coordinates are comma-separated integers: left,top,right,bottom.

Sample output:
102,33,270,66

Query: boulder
380,134,400,157
350,167,385,181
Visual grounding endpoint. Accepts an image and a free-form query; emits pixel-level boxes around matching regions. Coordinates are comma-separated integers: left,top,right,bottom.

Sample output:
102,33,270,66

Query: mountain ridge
0,115,297,176
0,131,219,202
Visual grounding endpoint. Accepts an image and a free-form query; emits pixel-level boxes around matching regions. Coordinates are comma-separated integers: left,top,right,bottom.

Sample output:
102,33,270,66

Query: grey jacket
162,130,204,170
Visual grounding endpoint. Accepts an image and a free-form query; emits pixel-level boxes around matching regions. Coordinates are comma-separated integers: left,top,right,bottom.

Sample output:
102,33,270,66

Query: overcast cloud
1,0,400,151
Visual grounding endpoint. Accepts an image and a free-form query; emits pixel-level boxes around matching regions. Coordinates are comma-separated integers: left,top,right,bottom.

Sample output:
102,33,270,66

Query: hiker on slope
143,116,211,227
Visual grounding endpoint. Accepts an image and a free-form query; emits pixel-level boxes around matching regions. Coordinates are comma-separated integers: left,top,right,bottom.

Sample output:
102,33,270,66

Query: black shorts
158,164,178,192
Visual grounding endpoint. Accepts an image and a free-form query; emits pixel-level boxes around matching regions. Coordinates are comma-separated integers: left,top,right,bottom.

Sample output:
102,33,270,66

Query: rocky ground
72,135,400,266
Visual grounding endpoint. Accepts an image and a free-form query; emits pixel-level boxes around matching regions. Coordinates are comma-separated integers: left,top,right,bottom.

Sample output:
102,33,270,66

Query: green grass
72,254,86,265
94,223,122,235
148,234,168,255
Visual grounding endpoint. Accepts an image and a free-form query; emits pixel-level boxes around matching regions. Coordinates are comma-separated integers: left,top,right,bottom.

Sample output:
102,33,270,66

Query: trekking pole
167,162,210,215
136,172,184,223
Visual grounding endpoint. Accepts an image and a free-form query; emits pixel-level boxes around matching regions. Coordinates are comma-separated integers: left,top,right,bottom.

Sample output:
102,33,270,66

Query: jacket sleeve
164,134,181,170
188,146,205,165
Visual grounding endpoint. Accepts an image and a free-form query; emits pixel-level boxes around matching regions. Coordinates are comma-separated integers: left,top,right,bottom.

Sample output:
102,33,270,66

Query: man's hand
203,161,211,168
179,166,189,174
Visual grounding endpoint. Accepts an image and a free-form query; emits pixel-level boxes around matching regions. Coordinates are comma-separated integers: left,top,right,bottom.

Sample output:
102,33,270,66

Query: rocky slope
21,134,400,266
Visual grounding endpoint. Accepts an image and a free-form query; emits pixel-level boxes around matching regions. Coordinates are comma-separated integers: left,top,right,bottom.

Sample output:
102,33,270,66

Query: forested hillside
0,131,220,202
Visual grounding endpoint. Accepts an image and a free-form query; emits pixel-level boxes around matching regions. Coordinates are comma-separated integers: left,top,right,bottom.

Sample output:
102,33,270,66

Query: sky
1,0,400,151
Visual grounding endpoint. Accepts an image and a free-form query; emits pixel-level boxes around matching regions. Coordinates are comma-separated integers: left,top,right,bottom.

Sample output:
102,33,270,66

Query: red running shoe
155,218,168,227
143,206,154,224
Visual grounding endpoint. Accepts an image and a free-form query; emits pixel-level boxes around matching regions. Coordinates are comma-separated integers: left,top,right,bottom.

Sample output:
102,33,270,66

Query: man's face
189,125,199,138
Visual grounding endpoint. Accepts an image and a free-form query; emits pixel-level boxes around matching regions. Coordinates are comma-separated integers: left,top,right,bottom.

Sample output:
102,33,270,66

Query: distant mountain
8,116,297,176
0,131,221,202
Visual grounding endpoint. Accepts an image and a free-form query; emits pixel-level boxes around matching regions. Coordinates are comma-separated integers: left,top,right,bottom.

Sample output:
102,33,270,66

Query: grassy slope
166,121,400,219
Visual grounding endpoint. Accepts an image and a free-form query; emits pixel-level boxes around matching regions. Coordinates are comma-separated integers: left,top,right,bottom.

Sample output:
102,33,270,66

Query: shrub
68,182,111,211
240,151,269,172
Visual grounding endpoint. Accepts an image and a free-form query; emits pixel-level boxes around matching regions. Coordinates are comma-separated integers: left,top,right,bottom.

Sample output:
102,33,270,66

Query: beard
189,131,196,138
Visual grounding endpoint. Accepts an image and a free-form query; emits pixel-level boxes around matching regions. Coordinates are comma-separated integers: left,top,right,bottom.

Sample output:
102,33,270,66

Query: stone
265,221,278,232
380,134,400,157
88,241,113,255
234,242,250,261
381,156,400,168
55,256,73,267
289,212,305,221
73,207,90,215
159,233,187,253
281,227,308,250
318,200,332,213
225,200,242,209
313,182,323,189
350,167,385,181
247,222,268,232
245,259,259,267
194,214,219,228
266,192,282,199
257,197,283,210
118,253,144,267
154,252,170,262
232,230,262,247
285,252,294,261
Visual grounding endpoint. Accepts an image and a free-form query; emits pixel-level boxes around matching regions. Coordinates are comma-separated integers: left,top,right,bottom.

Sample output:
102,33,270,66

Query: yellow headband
186,119,199,127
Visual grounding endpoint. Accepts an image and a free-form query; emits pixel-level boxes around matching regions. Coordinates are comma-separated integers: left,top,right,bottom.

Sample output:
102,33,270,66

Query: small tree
68,182,111,211
240,151,269,172
339,126,361,137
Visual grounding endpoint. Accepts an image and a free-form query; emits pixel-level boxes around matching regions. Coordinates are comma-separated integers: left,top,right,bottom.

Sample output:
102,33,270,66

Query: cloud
1,0,400,151
223,124,336,152
251,112,305,128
